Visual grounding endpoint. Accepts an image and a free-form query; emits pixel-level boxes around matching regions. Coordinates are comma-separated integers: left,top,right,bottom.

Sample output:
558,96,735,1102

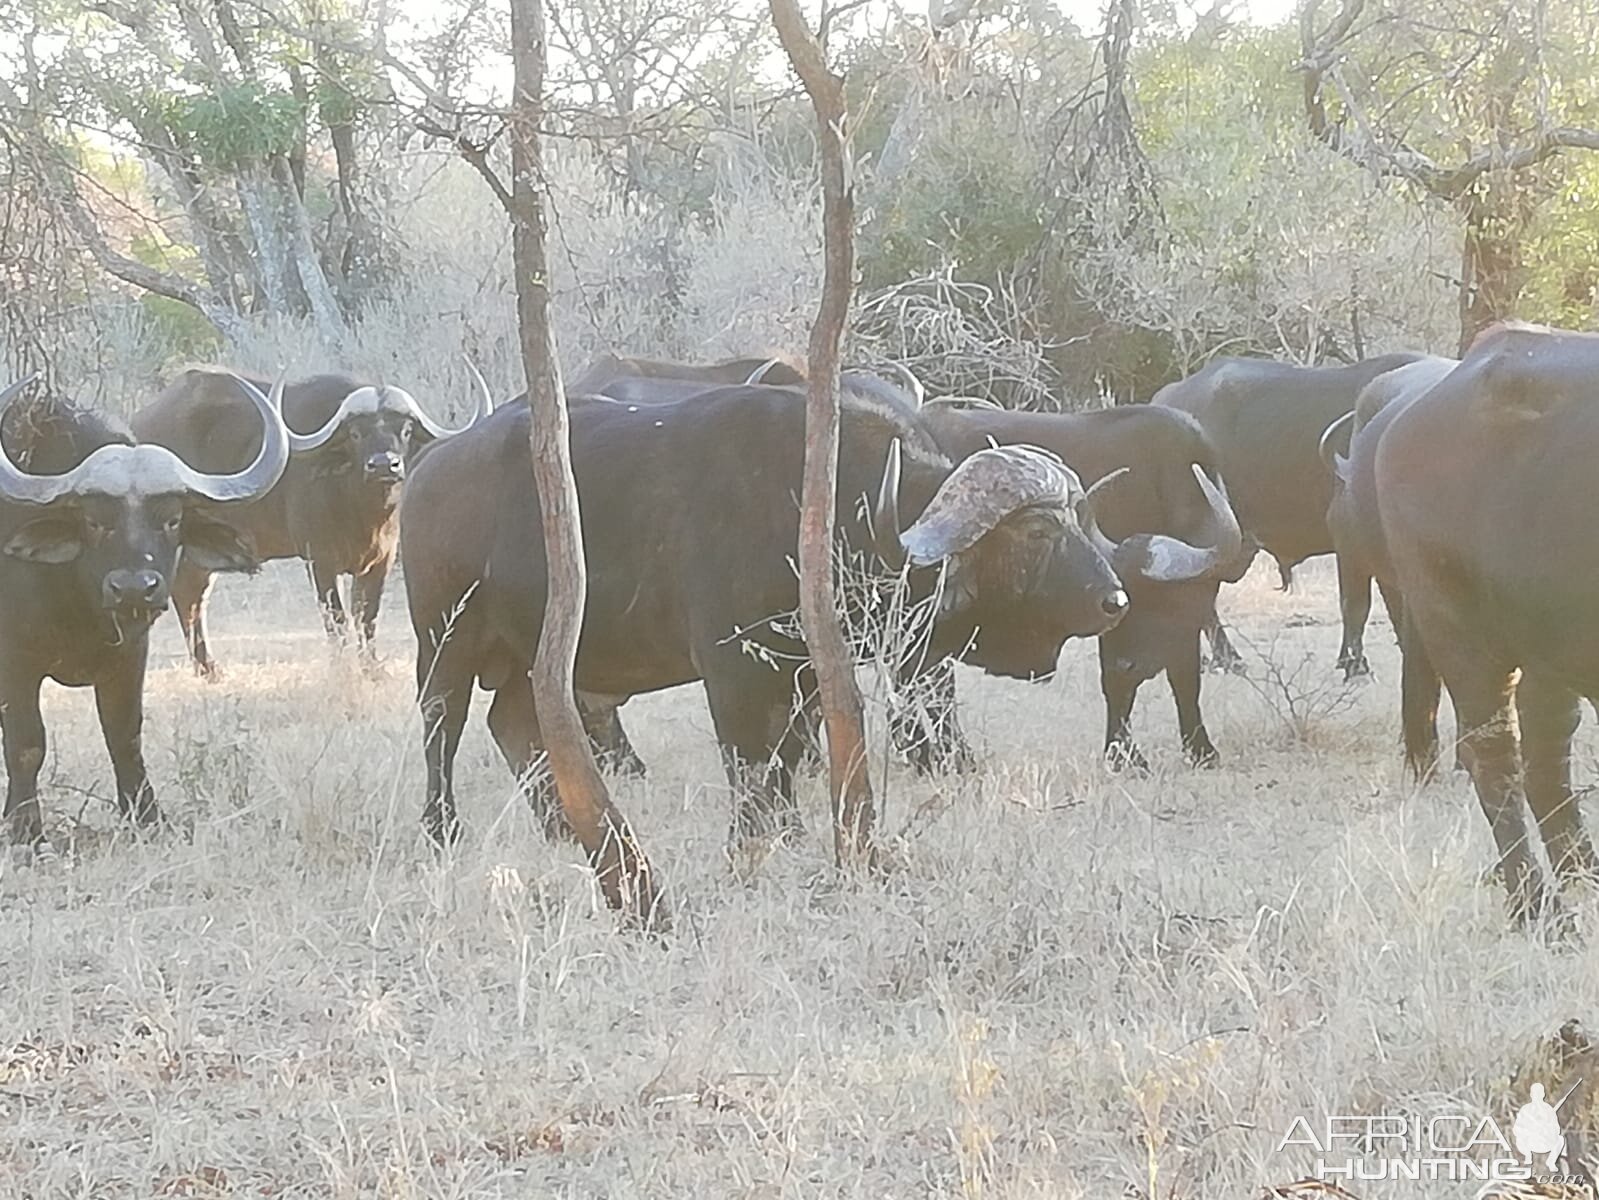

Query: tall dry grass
3,555,1596,1198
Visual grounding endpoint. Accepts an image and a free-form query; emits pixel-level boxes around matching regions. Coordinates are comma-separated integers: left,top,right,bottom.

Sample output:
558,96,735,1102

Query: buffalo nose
104,569,165,610
1101,589,1130,619
365,451,404,480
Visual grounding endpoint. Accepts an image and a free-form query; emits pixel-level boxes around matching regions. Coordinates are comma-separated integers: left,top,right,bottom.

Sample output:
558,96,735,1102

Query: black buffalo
1321,356,1457,684
922,402,1250,769
1154,353,1424,666
1377,324,1599,922
0,374,287,843
401,380,1131,845
132,367,492,673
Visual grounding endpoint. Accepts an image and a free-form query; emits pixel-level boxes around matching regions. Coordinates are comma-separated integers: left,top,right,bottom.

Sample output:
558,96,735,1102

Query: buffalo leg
1,677,47,844
1398,611,1443,780
172,558,219,678
350,558,390,654
417,643,474,846
1203,610,1247,675
1169,634,1219,766
1099,649,1148,773
94,658,159,827
1518,671,1599,886
891,658,975,774
577,695,648,778
486,678,571,841
1334,553,1373,680
704,670,802,841
311,558,349,641
1439,652,1550,923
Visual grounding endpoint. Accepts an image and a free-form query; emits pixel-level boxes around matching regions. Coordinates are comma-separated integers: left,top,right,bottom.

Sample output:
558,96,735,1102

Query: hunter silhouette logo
1512,1081,1575,1171
1280,1078,1586,1184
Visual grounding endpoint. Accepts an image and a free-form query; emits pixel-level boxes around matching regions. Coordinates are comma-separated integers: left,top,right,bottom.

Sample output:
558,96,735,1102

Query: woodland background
3,0,1598,412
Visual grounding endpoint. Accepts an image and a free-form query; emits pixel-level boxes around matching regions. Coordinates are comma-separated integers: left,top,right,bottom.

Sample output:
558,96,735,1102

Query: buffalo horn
1113,465,1246,584
464,356,497,418
744,358,784,386
873,438,904,567
882,362,926,407
1318,411,1355,482
899,443,1078,566
1079,466,1130,560
0,373,289,505
290,376,492,453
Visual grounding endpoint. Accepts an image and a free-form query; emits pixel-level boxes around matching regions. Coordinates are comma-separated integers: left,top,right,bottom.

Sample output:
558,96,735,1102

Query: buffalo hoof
1205,651,1248,676
906,739,979,776
1105,741,1150,775
422,811,462,850
596,751,648,780
1184,733,1220,768
1337,655,1371,682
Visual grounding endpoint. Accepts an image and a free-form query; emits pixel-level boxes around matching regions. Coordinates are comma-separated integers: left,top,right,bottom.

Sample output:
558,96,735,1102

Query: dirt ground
3,554,1596,1198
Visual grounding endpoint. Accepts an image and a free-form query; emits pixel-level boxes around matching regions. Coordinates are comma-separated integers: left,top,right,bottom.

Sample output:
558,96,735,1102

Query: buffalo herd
2,321,1595,926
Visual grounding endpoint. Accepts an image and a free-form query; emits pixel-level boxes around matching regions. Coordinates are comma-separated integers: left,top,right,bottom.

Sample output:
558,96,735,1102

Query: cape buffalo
0,374,288,844
401,380,1132,846
1154,352,1425,667
922,402,1251,769
1321,356,1457,679
132,367,493,674
563,355,926,776
1377,324,1599,923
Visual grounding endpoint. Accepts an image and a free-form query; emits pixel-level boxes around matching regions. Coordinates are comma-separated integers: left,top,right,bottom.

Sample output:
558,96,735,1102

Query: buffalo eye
163,514,183,537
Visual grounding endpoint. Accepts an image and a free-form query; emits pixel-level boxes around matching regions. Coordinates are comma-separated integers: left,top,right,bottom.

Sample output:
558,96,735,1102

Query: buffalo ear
180,511,259,574
5,516,82,563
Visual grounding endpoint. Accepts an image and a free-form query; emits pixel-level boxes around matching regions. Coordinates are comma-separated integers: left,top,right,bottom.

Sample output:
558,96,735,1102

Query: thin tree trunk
1457,193,1526,353
770,0,876,868
508,0,666,929
236,166,293,315
270,154,346,341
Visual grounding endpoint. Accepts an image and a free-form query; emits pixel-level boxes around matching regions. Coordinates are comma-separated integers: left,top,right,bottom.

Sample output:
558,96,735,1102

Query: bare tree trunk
769,0,875,868
1457,192,1528,353
508,0,666,929
270,155,347,342
236,166,293,315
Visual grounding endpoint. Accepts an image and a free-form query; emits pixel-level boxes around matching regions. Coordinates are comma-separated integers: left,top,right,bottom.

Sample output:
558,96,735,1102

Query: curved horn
883,362,926,407
900,444,1077,566
292,379,488,452
0,373,288,505
0,376,49,503
873,438,904,567
1079,466,1130,560
1318,411,1355,482
464,356,497,418
1114,465,1246,585
191,374,291,501
744,358,783,386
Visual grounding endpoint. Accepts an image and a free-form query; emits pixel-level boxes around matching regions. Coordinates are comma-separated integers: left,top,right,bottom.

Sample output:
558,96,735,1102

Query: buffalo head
0,374,289,637
875,441,1131,680
289,363,494,492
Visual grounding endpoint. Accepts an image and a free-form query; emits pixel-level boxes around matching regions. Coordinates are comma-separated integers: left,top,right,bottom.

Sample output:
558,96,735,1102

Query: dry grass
3,556,1598,1199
